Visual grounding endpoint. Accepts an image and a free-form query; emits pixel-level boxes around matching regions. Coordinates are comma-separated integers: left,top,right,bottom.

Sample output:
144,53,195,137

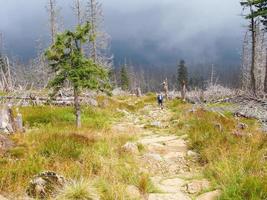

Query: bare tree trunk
265,50,267,93
241,31,251,91
181,82,186,101
73,0,83,25
88,0,97,62
74,86,81,128
163,78,169,100
86,0,112,68
7,105,16,133
47,0,58,44
250,6,257,95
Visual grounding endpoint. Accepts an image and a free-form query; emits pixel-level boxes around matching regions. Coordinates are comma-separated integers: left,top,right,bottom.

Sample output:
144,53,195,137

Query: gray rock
122,142,139,154
0,108,12,134
196,190,221,200
148,192,191,200
87,99,98,107
26,171,66,199
151,121,161,128
185,180,210,194
144,153,163,161
187,150,200,159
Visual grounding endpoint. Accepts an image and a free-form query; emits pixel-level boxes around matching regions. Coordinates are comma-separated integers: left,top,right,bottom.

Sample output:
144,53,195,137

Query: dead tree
163,78,169,99
72,0,85,26
265,34,267,93
241,31,252,91
254,22,266,93
86,0,112,67
46,0,60,44
249,5,257,95
181,80,186,101
0,33,13,92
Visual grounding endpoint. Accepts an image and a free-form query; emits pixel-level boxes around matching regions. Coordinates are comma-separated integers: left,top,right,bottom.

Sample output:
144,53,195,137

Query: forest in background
0,0,243,94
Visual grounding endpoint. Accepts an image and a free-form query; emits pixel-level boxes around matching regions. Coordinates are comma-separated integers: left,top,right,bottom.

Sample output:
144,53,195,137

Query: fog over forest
0,0,245,86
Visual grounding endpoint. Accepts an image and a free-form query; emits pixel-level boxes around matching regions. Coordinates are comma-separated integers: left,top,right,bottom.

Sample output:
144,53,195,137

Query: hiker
157,93,164,109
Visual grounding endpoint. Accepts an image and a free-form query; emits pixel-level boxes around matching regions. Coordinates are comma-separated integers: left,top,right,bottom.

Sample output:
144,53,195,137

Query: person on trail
157,93,164,109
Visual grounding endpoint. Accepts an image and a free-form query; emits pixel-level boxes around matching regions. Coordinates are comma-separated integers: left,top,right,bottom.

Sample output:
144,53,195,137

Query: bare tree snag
74,87,81,128
250,5,257,95
73,0,84,25
86,0,112,68
163,78,169,100
0,34,14,92
181,81,186,101
47,0,59,44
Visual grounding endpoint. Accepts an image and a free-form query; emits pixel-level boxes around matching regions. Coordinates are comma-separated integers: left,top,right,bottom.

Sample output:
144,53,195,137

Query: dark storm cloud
0,0,245,65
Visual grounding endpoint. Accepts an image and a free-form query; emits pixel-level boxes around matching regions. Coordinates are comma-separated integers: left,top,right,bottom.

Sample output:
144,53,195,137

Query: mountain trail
118,103,220,200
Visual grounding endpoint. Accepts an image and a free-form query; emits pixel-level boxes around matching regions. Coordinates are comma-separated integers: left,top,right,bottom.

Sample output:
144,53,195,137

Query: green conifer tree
120,64,129,91
45,22,110,128
177,60,188,89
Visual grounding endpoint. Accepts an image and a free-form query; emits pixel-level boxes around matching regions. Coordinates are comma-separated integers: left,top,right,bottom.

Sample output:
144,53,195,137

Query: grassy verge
0,95,155,199
169,100,267,200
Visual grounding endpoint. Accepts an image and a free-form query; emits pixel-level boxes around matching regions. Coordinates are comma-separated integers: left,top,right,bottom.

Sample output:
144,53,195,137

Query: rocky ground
119,104,220,200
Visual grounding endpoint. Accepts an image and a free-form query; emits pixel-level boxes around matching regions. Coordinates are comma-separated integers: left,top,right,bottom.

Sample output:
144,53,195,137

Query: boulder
0,108,12,134
26,171,66,199
122,142,139,154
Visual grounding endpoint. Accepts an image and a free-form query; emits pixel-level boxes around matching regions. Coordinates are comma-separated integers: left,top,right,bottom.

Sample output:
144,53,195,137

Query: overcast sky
0,0,245,66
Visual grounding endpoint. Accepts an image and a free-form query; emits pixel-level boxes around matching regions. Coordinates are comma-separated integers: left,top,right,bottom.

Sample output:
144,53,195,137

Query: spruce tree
120,64,129,91
243,0,267,28
45,22,109,128
177,60,188,89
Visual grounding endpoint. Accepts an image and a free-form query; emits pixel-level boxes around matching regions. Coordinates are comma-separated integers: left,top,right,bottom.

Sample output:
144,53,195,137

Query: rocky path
123,104,220,200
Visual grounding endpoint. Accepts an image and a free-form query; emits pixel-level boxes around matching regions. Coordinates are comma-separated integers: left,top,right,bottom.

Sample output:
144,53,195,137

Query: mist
0,0,245,70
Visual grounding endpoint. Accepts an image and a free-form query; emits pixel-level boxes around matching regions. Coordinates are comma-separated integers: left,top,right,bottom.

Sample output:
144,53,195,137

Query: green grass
56,179,99,200
169,100,267,200
19,106,114,129
0,95,152,198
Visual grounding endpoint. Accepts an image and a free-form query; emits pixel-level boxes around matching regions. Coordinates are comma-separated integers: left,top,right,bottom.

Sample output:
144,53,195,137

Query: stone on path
196,190,221,200
144,153,163,161
130,103,215,200
140,135,178,145
184,180,210,194
148,192,191,200
155,178,185,193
